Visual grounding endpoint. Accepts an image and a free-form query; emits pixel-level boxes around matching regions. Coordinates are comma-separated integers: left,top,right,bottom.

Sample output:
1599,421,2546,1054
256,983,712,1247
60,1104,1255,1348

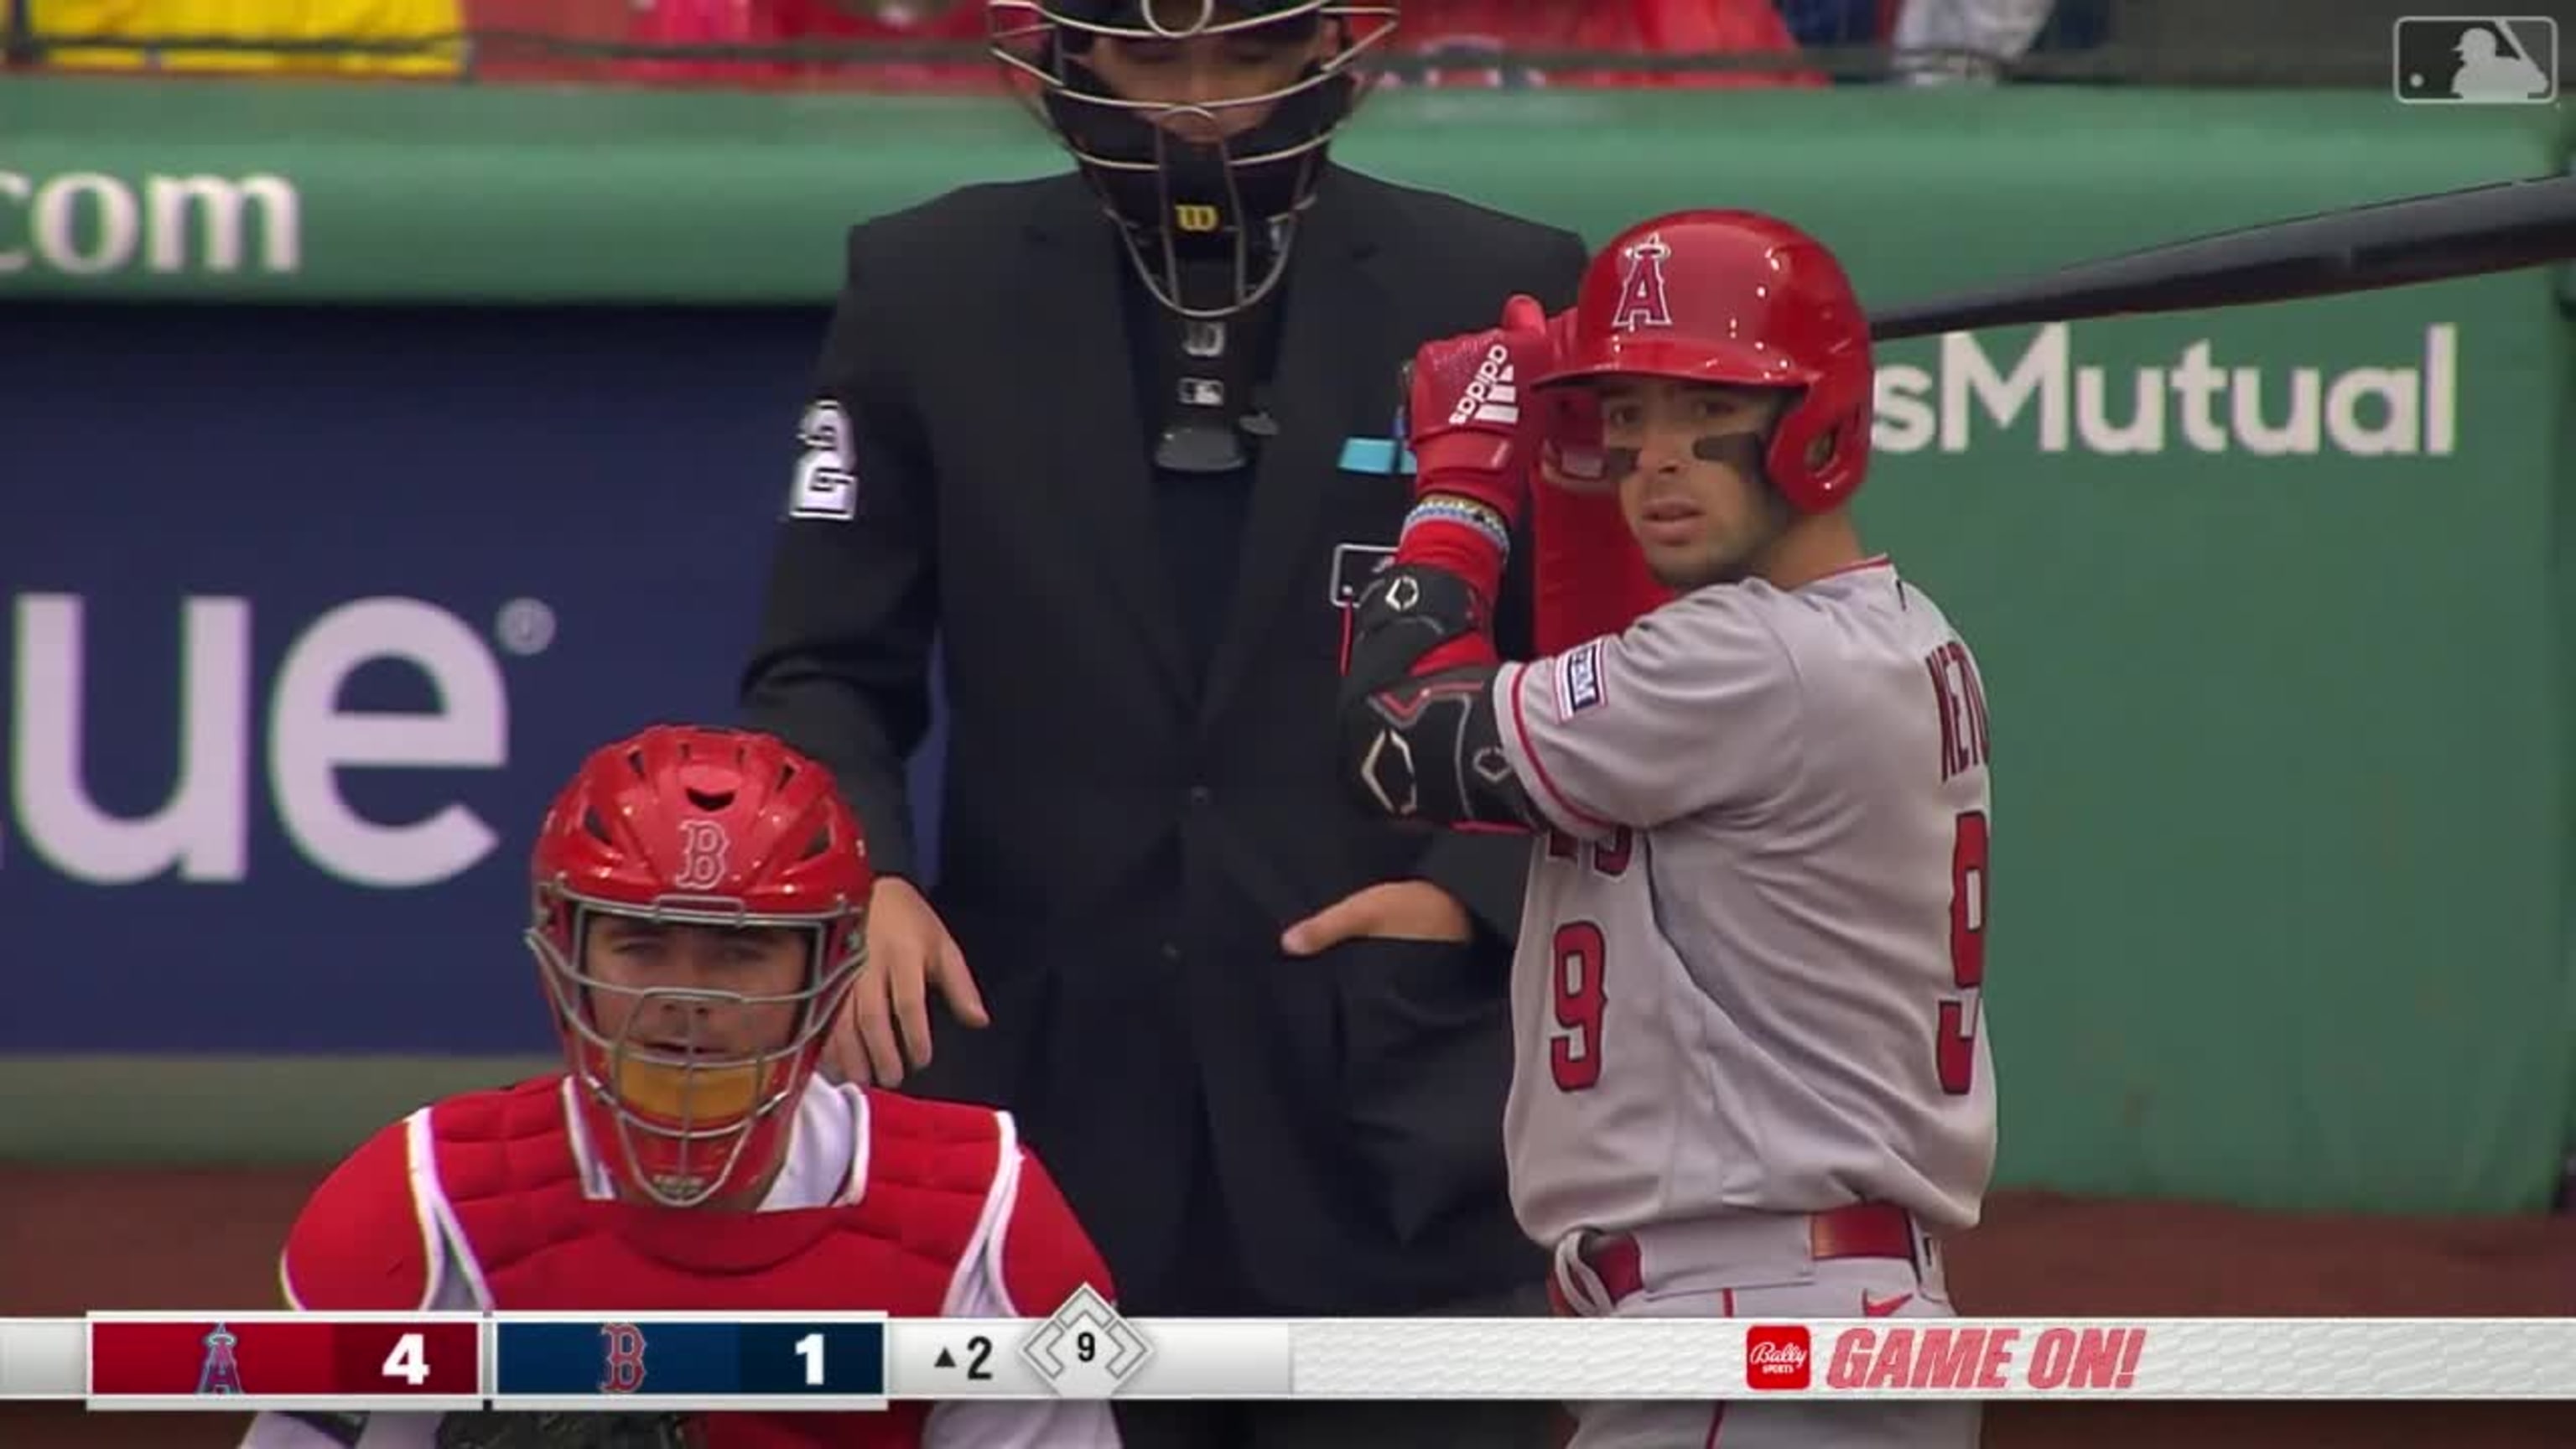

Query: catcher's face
1600,377,1794,591
582,917,810,1060
1083,5,1334,143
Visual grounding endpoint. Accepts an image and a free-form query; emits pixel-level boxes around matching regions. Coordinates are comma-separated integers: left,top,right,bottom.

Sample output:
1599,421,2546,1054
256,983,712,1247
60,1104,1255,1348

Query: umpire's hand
828,877,990,1088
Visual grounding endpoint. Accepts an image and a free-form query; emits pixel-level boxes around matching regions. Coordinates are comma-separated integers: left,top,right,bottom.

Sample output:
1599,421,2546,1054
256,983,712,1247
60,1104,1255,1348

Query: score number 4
382,1332,430,1385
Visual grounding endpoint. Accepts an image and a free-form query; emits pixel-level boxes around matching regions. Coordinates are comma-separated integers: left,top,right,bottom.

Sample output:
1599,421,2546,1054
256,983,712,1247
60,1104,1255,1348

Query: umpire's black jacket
741,164,1587,1315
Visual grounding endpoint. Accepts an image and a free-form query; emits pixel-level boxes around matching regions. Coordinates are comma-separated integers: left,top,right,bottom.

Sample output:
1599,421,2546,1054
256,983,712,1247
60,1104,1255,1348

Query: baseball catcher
238,724,1119,1449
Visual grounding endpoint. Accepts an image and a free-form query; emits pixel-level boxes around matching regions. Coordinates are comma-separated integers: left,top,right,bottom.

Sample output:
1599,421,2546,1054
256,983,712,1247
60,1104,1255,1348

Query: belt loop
1550,1233,1620,1319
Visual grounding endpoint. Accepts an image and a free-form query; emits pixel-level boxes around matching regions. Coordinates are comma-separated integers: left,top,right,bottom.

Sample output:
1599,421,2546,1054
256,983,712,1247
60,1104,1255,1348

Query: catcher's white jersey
1490,556,1997,1250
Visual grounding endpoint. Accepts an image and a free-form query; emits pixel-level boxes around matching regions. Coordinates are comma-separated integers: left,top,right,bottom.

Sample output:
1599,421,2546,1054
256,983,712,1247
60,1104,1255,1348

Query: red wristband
1394,512,1506,608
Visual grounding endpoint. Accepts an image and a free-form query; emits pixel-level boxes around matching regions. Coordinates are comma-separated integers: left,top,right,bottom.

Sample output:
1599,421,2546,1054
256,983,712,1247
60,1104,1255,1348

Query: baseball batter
238,724,1119,1449
1337,210,1997,1448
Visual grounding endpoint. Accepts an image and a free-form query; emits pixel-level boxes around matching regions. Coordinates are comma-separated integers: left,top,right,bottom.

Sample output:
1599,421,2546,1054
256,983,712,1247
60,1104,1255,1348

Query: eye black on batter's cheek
1691,431,1766,473
1602,447,1641,480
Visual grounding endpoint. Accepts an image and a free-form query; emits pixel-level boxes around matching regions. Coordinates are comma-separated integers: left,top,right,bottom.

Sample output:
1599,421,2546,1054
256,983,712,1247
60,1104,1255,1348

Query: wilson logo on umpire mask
986,0,1396,319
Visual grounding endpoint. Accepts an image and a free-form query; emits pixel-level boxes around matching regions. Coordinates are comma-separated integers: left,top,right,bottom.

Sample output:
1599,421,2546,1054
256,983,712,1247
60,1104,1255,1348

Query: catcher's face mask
530,892,864,1209
991,0,1396,319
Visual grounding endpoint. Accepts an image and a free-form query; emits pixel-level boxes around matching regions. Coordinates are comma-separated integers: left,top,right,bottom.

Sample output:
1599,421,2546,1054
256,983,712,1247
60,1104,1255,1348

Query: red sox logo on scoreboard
600,1322,650,1394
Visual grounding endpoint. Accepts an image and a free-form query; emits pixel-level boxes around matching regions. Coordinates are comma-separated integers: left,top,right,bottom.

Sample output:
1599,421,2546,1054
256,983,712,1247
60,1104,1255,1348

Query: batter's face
1597,377,1794,590
1083,5,1334,143
581,917,810,1060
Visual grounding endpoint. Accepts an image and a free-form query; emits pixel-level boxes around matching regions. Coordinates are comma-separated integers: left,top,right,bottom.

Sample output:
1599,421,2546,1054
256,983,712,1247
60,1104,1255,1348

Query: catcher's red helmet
1535,209,1873,514
526,724,870,1208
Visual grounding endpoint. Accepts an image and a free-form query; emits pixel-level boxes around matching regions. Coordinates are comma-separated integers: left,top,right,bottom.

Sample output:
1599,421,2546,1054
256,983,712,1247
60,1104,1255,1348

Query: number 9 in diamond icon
1021,1287,1151,1398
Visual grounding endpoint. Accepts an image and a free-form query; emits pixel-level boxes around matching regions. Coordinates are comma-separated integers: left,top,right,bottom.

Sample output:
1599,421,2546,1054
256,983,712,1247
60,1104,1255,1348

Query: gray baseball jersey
1490,556,1997,1250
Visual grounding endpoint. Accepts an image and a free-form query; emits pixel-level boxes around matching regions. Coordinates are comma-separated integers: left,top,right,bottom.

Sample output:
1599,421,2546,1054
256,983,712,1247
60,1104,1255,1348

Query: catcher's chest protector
428,1080,1008,1448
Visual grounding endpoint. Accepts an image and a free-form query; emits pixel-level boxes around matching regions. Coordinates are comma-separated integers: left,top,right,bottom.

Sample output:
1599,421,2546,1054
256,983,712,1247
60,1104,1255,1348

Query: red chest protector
299,1077,1018,1449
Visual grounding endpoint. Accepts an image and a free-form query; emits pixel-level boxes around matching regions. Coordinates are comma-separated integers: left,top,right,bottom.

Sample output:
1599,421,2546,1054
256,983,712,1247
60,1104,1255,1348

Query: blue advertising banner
2,303,950,1056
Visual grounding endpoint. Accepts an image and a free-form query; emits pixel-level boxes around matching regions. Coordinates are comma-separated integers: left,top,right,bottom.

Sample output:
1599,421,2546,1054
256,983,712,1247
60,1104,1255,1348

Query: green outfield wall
3,77,2569,1216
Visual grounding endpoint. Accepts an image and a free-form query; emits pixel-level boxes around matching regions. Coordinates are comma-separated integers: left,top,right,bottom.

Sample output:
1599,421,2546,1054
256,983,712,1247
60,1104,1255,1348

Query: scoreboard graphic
60,1312,899,1412
3,1299,2574,1408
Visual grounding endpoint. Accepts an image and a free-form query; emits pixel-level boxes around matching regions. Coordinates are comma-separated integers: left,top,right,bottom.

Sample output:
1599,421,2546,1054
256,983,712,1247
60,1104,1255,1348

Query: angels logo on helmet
1611,233,1675,333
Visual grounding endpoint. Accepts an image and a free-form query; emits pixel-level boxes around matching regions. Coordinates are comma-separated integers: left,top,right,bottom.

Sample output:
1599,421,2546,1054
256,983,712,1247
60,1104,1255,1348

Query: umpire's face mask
990,0,1394,319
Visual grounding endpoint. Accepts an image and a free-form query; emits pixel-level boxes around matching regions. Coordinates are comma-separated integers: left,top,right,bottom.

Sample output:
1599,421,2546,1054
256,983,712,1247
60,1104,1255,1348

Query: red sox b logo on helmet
1612,233,1675,332
673,819,730,891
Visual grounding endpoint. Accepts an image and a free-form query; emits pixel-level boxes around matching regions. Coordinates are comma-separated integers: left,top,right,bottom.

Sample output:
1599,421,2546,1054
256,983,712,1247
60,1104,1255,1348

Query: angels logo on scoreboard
196,1322,245,1395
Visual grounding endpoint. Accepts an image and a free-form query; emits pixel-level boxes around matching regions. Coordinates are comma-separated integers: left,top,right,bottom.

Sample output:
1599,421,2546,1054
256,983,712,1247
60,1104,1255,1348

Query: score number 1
786,1326,896,1391
743,1322,883,1398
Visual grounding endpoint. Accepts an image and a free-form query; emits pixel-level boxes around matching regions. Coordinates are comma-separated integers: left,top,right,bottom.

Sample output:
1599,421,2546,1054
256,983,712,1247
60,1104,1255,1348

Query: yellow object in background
24,0,468,75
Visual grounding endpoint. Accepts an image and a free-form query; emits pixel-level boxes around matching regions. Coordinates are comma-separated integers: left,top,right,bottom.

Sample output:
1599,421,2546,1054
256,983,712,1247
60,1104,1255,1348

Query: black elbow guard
1337,564,1536,828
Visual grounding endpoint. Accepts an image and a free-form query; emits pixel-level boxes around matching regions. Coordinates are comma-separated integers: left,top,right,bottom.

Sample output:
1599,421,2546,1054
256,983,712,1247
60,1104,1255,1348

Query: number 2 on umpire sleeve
1937,810,1990,1096
788,400,859,521
1549,922,1607,1092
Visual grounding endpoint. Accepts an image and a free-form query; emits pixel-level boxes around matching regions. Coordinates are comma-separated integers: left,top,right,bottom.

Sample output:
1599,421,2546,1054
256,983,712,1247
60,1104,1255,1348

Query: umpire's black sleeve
1410,226,1592,943
739,234,938,879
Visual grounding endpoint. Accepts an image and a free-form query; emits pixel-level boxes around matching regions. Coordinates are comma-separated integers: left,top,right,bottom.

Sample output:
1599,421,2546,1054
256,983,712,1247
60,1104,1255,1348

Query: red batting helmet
1534,210,1873,514
525,724,870,1208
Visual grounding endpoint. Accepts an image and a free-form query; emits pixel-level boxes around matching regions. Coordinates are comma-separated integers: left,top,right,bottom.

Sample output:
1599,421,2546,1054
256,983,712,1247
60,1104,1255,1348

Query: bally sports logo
1747,1326,1813,1390
1448,343,1520,427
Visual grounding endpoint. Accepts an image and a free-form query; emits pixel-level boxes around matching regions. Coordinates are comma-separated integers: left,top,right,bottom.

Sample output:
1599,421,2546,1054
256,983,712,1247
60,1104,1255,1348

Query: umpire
740,3,1584,1445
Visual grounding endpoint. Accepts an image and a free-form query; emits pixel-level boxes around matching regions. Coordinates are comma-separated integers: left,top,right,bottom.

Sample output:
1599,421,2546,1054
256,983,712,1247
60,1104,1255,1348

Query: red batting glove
1397,293,1555,604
